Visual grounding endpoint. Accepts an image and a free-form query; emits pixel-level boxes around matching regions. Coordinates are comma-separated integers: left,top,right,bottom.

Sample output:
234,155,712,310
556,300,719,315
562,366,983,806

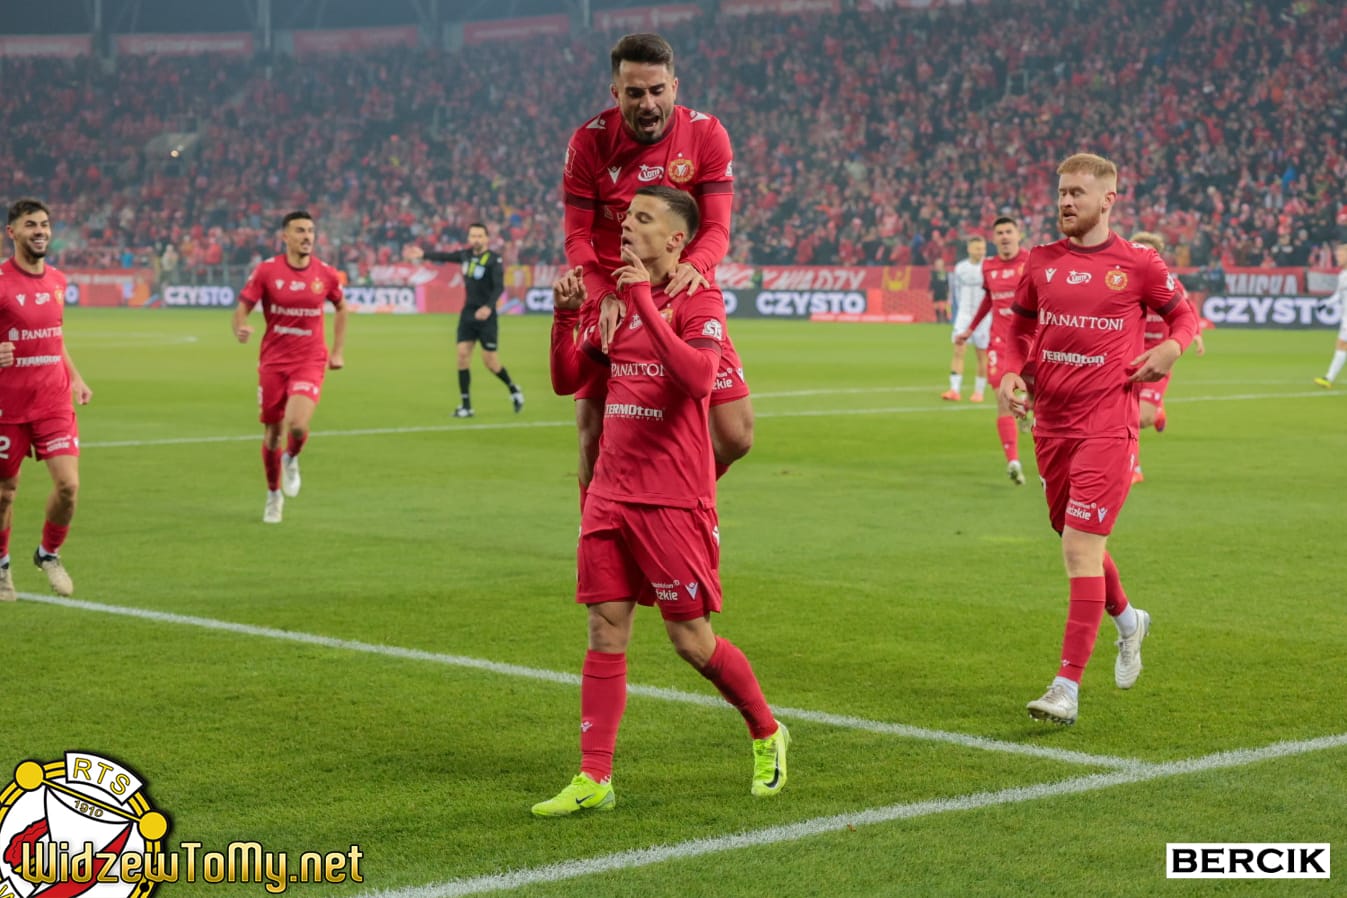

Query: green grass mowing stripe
19,593,1139,769
76,388,1344,450
351,732,1347,898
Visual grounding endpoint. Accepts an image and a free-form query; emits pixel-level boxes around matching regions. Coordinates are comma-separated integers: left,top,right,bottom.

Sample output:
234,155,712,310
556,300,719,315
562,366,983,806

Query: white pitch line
353,732,1347,898
77,389,1340,450
20,593,1138,770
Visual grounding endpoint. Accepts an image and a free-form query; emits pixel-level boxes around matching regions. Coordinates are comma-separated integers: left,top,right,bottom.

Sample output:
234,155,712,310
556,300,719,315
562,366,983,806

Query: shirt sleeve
626,284,722,399
682,118,734,275
563,132,601,272
423,249,469,264
1142,251,1196,350
487,254,505,305
1002,258,1041,375
327,267,344,307
239,263,265,308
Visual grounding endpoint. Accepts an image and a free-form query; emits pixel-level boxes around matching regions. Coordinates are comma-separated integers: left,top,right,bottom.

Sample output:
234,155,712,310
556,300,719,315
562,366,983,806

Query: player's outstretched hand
666,261,708,297
598,294,627,354
71,377,92,405
0,341,13,367
613,246,651,292
328,353,344,370
998,371,1029,418
551,266,586,312
234,325,253,344
1193,334,1206,357
1127,338,1182,382
403,245,425,262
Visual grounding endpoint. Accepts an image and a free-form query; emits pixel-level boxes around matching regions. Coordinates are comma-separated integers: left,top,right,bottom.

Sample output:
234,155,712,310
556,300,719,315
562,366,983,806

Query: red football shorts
576,493,722,621
1034,434,1138,536
0,410,80,480
1137,373,1171,407
258,366,325,424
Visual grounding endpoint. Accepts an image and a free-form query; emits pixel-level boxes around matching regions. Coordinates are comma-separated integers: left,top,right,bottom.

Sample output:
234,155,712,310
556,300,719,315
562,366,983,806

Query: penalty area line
21,593,1138,770
350,732,1347,898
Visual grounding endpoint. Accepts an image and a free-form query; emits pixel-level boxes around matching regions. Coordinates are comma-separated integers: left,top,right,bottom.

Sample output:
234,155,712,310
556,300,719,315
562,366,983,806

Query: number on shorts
987,349,998,370
0,436,10,460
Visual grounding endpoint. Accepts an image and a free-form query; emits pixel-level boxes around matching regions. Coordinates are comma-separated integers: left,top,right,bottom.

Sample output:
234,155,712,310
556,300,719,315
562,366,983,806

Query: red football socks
579,650,627,783
996,415,1019,462
1058,576,1106,683
262,444,282,491
41,521,70,555
285,431,308,458
1103,552,1129,617
700,636,776,739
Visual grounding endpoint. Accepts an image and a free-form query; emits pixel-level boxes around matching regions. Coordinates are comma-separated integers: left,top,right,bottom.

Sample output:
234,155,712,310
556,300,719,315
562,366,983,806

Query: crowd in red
2,0,1344,281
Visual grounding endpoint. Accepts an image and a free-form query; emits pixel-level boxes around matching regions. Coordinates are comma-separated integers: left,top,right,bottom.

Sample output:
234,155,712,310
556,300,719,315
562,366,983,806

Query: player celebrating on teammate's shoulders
558,33,752,511
404,222,523,418
536,186,788,816
957,218,1032,484
1312,242,1347,388
0,199,92,600
1127,231,1205,483
997,154,1198,726
233,211,347,524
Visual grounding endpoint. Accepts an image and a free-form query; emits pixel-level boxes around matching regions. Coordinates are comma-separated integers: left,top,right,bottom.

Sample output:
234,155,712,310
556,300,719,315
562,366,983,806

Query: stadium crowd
2,0,1345,281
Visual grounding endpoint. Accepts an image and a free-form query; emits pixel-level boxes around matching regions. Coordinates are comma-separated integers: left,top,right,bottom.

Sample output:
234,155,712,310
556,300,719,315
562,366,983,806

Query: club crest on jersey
310,279,324,294
1105,270,1128,291
637,164,665,183
1066,271,1092,285
660,307,674,322
669,157,695,185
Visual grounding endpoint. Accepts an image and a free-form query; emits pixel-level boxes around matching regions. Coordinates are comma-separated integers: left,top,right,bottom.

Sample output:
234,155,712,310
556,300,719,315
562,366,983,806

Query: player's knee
669,631,715,669
0,481,17,510
53,475,79,505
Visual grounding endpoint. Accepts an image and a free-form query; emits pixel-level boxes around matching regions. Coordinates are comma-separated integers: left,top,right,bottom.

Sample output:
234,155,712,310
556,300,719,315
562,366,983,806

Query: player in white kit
942,236,990,402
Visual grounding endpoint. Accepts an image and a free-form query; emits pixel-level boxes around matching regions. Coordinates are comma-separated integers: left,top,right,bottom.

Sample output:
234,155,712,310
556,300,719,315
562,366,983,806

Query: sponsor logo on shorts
686,582,699,598
1066,500,1106,524
651,580,680,602
42,435,75,453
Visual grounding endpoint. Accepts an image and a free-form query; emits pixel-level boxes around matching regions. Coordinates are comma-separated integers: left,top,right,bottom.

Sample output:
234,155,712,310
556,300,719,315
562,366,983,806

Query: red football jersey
0,259,72,423
587,282,726,509
1010,234,1190,438
239,255,344,370
564,104,734,276
981,248,1031,347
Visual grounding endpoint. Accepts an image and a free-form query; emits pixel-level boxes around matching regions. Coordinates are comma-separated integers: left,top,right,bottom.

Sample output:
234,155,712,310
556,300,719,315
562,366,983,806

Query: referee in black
406,222,524,417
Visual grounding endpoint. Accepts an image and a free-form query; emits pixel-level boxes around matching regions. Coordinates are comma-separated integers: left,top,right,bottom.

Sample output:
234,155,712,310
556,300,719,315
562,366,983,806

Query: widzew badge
0,753,169,897
1105,270,1128,291
668,157,695,185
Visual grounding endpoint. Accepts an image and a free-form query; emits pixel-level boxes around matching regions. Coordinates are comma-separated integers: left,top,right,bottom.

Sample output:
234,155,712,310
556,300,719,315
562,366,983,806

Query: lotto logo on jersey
1105,270,1128,291
1067,271,1092,286
668,158,695,184
637,164,664,182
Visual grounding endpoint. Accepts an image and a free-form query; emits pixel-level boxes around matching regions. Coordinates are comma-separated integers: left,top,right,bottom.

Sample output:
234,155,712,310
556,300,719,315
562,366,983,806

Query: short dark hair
467,222,488,234
992,216,1019,229
635,185,699,241
610,33,675,78
282,210,314,229
8,198,49,225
